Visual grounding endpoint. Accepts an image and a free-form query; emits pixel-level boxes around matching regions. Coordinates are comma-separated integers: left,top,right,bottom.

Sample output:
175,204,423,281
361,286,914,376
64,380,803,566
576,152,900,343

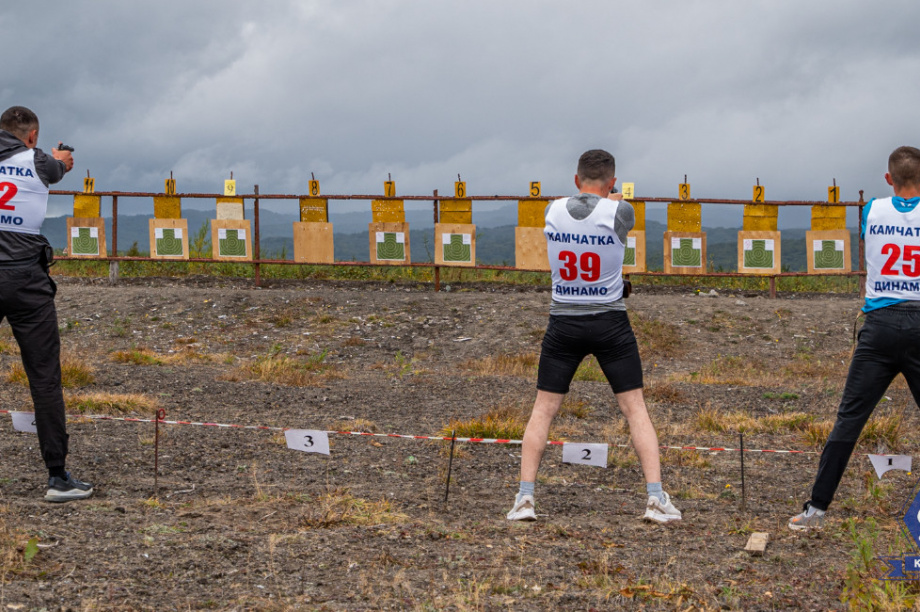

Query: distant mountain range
42,208,860,272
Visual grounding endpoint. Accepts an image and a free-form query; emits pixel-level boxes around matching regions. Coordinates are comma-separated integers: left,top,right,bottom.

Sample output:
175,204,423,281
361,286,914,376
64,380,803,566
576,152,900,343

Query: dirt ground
1,274,918,611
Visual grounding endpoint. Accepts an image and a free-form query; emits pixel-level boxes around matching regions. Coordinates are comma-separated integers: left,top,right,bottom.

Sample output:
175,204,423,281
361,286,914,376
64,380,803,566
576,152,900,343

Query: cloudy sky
4,1,919,225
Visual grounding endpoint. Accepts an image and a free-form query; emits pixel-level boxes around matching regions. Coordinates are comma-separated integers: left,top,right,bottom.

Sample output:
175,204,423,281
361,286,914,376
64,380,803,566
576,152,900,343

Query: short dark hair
889,146,920,188
577,149,616,183
0,106,39,141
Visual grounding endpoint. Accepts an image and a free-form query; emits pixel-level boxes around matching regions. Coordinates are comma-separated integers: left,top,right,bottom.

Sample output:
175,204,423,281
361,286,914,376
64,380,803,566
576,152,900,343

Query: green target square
743,238,775,269
155,227,184,257
376,231,406,261
218,228,247,257
71,227,100,256
813,239,845,270
442,233,472,263
670,237,701,267
623,236,636,266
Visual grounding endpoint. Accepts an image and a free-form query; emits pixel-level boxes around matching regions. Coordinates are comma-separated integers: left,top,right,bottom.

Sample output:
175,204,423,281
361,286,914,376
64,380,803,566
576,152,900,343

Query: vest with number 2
865,197,920,300
0,149,48,235
545,197,625,303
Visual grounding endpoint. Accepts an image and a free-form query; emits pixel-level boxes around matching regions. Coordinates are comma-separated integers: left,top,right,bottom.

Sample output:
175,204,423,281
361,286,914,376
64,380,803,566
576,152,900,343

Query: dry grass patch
334,418,380,433
632,312,685,360
111,348,164,365
7,354,95,388
299,488,407,529
661,448,711,469
645,382,688,404
688,352,849,387
695,405,820,435
573,356,605,382
65,392,159,415
440,404,527,440
223,350,340,387
461,352,538,377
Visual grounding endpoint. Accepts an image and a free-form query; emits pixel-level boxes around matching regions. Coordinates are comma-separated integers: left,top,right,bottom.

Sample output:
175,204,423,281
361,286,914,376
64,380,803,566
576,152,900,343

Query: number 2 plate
561,442,608,467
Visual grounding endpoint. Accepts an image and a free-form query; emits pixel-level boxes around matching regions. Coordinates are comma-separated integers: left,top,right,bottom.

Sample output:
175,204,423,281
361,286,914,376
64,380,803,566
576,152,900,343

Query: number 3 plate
562,442,608,468
285,429,330,455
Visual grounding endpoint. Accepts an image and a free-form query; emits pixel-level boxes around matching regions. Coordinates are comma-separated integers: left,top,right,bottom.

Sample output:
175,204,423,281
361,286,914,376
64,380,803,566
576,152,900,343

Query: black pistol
57,143,74,152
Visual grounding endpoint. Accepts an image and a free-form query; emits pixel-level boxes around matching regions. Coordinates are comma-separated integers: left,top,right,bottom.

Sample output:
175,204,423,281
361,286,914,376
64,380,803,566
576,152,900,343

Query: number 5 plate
562,442,608,468
285,429,330,455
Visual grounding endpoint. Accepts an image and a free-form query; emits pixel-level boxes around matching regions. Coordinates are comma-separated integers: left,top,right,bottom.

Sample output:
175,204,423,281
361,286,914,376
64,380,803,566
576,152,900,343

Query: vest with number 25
865,197,920,301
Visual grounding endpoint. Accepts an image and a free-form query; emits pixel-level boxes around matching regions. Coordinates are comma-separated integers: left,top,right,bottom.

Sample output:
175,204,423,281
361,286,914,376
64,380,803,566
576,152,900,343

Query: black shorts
536,311,643,395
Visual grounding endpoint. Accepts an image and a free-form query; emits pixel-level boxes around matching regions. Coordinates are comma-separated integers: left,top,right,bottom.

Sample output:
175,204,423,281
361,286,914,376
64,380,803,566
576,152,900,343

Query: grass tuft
299,488,407,528
7,355,95,388
65,392,160,414
223,350,339,387
461,353,538,377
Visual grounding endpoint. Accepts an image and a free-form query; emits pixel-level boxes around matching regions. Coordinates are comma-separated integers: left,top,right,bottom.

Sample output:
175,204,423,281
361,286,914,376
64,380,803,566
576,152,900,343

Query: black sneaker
45,472,94,502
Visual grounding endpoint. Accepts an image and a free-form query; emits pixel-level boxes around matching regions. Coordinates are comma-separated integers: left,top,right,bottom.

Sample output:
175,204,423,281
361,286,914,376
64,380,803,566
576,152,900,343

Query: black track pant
809,303,920,510
0,264,67,470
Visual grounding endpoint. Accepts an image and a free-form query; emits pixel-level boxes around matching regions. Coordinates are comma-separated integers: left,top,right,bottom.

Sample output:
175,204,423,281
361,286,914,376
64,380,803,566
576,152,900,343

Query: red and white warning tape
0,409,820,455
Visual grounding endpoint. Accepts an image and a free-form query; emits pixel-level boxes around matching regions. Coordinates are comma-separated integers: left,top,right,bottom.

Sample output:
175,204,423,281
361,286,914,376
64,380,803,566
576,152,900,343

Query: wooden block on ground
744,532,770,556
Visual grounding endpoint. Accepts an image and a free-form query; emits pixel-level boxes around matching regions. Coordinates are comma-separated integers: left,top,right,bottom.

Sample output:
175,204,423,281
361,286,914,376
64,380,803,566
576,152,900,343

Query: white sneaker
643,491,681,523
506,494,536,521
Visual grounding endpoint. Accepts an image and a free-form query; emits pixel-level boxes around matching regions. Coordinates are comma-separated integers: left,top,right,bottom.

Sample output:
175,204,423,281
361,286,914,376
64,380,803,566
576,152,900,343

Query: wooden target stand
149,178,189,259
807,187,851,274
515,183,549,271
294,180,334,264
623,196,646,273
738,189,781,274
369,181,410,265
211,179,252,261
435,184,476,267
67,177,107,257
664,188,706,274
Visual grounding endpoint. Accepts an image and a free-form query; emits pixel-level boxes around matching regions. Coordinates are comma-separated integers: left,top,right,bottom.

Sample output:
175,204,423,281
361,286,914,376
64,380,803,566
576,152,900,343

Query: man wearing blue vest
507,149,681,523
790,145,920,530
0,106,93,502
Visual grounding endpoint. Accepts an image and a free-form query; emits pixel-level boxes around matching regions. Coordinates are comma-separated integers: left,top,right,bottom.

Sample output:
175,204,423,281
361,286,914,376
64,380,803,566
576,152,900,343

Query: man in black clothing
0,105,92,502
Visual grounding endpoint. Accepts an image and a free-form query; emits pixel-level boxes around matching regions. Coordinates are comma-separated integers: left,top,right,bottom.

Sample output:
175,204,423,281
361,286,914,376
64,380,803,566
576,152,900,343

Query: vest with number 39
545,197,625,303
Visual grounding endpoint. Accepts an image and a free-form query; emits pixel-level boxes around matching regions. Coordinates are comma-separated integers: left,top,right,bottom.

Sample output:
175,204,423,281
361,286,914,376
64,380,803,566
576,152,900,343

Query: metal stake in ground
444,430,456,503
740,432,746,511
155,408,166,496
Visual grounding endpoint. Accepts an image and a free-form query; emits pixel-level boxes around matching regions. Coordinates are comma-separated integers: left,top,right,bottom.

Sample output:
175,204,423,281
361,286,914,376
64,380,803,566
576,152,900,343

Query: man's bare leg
520,390,565,483
614,388,661,484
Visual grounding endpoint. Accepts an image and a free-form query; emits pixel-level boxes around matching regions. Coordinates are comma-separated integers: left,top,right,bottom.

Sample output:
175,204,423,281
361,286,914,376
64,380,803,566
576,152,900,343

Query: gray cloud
3,1,918,220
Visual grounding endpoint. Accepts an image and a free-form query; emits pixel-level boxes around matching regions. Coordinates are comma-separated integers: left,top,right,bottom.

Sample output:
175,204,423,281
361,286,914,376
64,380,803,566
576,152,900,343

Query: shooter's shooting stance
507,149,681,523
0,106,92,502
790,146,920,530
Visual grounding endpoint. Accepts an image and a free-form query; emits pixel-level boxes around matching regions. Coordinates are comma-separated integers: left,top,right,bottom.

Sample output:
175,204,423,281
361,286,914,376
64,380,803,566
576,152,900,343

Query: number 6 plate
561,442,608,468
285,429,330,455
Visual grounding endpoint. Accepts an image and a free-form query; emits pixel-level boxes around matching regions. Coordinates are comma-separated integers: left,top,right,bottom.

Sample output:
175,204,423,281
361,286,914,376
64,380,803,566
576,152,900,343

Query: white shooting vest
0,149,48,235
545,197,625,303
865,197,920,301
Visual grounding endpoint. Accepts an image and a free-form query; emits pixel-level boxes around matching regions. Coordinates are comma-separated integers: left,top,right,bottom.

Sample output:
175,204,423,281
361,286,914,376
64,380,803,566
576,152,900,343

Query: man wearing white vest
0,106,93,502
790,146,920,530
507,149,681,523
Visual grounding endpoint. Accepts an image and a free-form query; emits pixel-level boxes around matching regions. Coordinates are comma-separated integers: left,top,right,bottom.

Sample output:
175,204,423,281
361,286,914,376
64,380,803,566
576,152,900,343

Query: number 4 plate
562,442,608,468
285,429,330,455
